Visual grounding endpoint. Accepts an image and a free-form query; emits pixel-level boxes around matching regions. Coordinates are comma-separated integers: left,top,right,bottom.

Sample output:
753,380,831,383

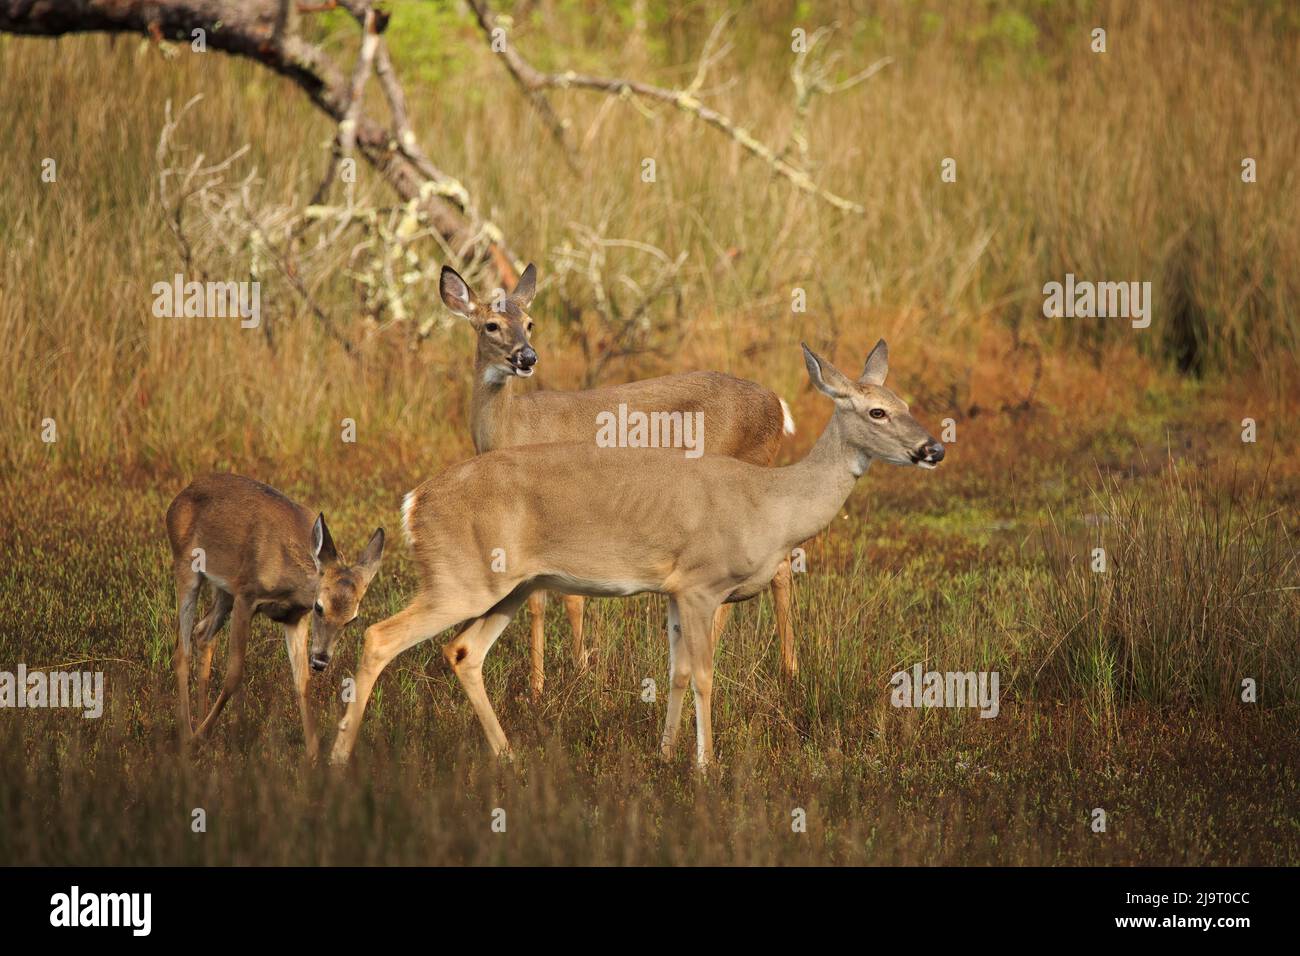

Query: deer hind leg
707,603,734,654
329,599,471,766
193,596,253,740
173,563,202,742
563,594,588,668
679,593,721,769
282,615,318,760
444,588,532,758
527,591,547,700
660,597,689,759
772,556,796,678
194,587,233,715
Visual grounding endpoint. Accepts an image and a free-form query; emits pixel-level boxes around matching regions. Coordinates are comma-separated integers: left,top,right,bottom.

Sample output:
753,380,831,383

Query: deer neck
470,347,515,453
770,409,869,549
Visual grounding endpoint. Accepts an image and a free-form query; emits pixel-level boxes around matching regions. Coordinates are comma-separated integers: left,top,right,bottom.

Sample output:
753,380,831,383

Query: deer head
308,515,386,672
801,340,945,472
440,263,539,380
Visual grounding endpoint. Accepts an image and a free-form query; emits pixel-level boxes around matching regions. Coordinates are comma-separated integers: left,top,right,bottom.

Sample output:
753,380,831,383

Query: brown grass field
0,0,1297,865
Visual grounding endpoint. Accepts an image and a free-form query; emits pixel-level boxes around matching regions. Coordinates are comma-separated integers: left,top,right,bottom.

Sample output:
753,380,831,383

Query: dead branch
551,222,687,386
465,0,871,214
789,24,891,168
0,0,519,283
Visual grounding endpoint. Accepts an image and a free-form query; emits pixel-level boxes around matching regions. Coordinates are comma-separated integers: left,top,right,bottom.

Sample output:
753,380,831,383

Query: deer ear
313,513,338,566
511,263,537,308
356,527,385,582
801,343,854,401
859,338,889,386
440,265,479,319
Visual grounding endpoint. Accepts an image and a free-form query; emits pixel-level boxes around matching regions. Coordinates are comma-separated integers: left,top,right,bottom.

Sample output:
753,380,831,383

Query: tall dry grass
1,1,1298,866
1,0,1297,480
1034,461,1300,718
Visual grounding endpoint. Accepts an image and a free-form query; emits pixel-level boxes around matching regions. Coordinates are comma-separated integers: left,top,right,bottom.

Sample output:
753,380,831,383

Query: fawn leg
193,596,252,739
283,614,318,760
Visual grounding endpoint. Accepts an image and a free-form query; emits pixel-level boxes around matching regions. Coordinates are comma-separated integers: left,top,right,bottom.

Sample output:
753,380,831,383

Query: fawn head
440,263,539,380
308,515,385,672
801,340,945,471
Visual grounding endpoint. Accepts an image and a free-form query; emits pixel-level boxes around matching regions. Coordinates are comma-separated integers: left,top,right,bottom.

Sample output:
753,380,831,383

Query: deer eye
314,602,324,616
869,408,887,420
526,321,534,333
484,322,500,333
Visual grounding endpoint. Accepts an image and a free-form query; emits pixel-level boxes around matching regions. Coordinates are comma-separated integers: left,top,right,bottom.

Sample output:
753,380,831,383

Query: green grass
1,380,1296,864
1,0,1298,867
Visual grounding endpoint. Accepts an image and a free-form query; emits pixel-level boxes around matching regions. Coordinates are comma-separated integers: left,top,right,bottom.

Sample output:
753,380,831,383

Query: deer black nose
310,653,330,672
516,347,537,369
922,440,945,463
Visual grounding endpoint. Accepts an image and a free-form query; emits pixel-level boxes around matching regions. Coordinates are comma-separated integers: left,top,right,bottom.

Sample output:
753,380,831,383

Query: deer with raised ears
439,262,799,697
329,340,944,768
165,474,385,759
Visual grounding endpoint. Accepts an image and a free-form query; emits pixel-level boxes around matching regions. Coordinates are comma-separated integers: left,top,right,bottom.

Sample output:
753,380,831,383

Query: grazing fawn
166,474,384,758
440,262,798,696
330,340,943,768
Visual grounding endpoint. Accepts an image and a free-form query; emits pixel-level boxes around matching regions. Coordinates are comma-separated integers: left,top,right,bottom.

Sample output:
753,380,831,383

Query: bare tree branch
464,3,577,171
0,0,519,283
464,0,870,214
788,23,890,167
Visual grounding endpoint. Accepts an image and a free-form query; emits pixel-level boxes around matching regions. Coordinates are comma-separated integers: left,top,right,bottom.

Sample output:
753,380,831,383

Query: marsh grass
1034,461,1300,717
1,0,1299,866
1,1,1298,477
1,404,1297,865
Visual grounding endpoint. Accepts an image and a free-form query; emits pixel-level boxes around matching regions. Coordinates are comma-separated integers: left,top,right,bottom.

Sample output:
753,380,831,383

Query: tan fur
165,473,384,758
329,341,943,768
441,264,796,694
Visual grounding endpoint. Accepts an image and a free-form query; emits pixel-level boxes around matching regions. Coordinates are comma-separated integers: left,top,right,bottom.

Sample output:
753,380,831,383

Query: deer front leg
282,615,318,760
329,600,465,766
678,594,721,768
193,596,253,740
772,556,796,678
660,597,688,759
527,590,547,699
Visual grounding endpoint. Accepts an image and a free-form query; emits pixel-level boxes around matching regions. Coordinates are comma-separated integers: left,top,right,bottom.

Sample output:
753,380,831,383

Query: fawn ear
440,265,479,319
510,263,537,309
312,513,338,567
801,343,855,401
859,338,889,386
356,527,385,582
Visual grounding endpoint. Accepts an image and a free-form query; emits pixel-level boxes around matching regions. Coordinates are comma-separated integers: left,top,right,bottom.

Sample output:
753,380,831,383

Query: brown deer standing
166,474,384,758
440,262,798,697
330,341,944,768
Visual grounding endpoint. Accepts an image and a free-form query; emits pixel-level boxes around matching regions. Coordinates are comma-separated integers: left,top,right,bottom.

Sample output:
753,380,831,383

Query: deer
165,473,385,759
439,262,798,698
328,340,944,768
